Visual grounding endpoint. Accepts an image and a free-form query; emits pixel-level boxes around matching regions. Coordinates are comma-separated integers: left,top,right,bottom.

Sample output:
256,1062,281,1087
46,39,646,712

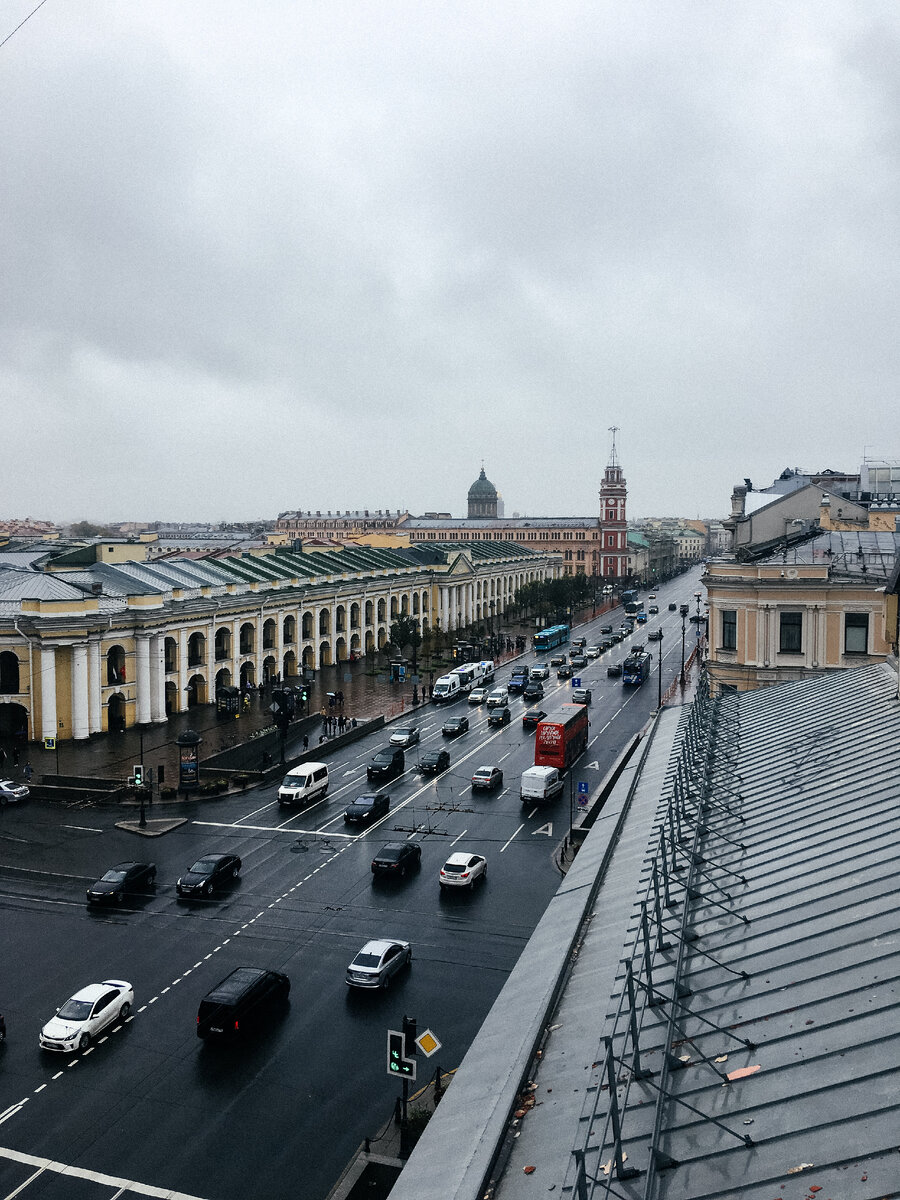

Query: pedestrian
320,706,327,721
303,735,309,752
319,735,326,744
337,690,344,707
23,762,33,783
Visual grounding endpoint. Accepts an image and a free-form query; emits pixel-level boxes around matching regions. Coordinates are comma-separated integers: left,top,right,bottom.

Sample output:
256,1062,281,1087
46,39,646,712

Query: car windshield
190,859,219,873
354,797,376,808
373,751,392,763
442,863,465,874
352,952,382,967
424,754,440,763
394,729,414,738
101,869,128,883
57,998,93,1021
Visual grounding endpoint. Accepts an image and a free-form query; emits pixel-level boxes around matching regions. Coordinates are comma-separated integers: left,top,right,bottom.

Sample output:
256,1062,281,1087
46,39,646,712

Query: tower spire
608,426,619,467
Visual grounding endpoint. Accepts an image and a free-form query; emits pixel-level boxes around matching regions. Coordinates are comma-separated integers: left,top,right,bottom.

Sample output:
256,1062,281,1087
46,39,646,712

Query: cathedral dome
468,467,499,518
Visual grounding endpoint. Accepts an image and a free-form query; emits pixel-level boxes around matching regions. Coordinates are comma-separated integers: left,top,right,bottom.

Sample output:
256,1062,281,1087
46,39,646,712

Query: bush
160,786,177,799
233,773,250,789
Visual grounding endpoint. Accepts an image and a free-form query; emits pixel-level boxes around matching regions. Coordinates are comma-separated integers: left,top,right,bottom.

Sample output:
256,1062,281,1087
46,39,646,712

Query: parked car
176,854,241,898
523,681,545,702
487,706,511,727
570,654,588,669
345,939,411,989
0,779,29,805
419,749,450,774
87,861,156,905
557,664,573,679
648,629,663,641
439,852,487,890
648,605,659,614
607,662,623,677
371,842,422,877
571,687,592,705
471,766,504,791
367,746,405,782
522,708,547,730
530,663,550,680
389,726,420,749
549,654,566,667
40,980,133,1052
344,793,390,825
196,967,290,1039
442,715,469,738
468,687,488,706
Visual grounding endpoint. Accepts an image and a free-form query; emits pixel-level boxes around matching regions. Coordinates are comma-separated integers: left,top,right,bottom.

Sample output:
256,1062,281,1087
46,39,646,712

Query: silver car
345,939,412,989
389,726,420,749
0,780,29,805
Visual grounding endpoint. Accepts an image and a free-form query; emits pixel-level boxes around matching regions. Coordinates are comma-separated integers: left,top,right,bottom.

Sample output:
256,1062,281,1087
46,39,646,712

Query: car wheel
148,870,157,886
405,949,412,966
203,882,213,897
400,865,407,878
497,774,503,787
381,972,391,990
78,1033,90,1050
119,1002,131,1019
115,891,123,903
232,866,240,879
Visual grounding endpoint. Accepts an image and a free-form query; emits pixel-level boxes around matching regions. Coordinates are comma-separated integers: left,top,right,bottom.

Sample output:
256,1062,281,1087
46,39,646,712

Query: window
721,609,737,651
779,611,802,653
844,612,868,654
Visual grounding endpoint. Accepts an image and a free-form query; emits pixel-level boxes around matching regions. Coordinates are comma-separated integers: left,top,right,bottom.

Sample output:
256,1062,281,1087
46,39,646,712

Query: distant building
467,468,499,519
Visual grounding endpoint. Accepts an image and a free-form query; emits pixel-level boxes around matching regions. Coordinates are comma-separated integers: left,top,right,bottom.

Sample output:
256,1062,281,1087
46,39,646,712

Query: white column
88,638,102,734
40,645,57,742
135,634,151,725
71,644,90,740
178,628,189,713
149,634,166,722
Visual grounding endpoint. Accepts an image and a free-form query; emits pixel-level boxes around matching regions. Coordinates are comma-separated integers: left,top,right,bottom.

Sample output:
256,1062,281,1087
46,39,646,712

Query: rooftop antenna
608,425,619,466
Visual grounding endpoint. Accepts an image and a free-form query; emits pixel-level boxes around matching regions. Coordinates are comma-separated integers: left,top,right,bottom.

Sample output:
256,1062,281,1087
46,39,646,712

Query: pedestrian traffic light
133,764,144,787
402,1014,417,1058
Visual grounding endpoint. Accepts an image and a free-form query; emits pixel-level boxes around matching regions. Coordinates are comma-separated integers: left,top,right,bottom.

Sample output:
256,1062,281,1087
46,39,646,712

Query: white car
485,687,508,708
345,939,412,989
439,852,488,890
468,687,488,706
389,726,420,749
0,780,29,804
585,646,601,659
39,980,134,1052
529,663,550,680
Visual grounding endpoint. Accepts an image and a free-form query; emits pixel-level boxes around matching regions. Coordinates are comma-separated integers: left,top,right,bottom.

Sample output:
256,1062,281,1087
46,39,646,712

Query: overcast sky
2,2,897,524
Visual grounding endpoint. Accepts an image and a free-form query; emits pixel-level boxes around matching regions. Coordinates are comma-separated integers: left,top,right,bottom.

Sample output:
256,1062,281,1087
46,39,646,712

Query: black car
87,861,156,905
557,664,573,679
668,603,677,611
487,706,511,727
570,654,588,669
522,681,544,702
648,605,659,614
177,853,241,898
522,708,547,730
371,842,422,877
344,793,390,824
611,631,625,643
600,638,614,650
442,716,469,738
600,624,613,634
607,662,623,677
419,749,450,774
367,746,405,782
648,629,663,641
196,967,290,1039
549,654,566,667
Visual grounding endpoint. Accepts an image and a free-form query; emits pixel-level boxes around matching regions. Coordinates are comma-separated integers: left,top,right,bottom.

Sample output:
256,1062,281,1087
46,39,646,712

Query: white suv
486,687,508,708
439,852,487,889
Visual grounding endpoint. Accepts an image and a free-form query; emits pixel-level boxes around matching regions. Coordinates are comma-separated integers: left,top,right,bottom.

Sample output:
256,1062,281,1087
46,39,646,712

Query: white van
520,765,564,805
278,762,329,808
486,686,509,708
432,674,461,704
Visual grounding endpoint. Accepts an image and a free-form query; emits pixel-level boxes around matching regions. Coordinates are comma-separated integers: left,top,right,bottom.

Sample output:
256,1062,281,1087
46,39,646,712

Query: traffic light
403,1014,417,1058
133,764,144,787
387,1030,416,1079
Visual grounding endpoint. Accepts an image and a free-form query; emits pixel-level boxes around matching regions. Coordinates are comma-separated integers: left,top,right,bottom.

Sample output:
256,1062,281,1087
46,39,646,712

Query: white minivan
432,674,461,704
520,765,564,805
278,762,329,808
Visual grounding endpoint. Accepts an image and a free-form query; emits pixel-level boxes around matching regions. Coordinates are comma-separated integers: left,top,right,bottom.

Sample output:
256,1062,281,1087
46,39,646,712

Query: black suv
419,749,450,774
367,746,405,782
344,793,390,824
196,967,290,1039
523,681,545,702
371,842,422,877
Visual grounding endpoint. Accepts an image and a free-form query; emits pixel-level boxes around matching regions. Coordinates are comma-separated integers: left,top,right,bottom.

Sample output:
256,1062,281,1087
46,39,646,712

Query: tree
389,615,423,675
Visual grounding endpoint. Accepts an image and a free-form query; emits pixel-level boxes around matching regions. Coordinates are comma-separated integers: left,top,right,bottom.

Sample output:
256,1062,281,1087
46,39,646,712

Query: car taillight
461,872,469,879
234,1020,239,1031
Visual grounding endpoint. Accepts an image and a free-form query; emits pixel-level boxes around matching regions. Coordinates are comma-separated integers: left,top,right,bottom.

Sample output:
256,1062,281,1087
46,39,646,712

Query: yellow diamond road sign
416,1030,441,1057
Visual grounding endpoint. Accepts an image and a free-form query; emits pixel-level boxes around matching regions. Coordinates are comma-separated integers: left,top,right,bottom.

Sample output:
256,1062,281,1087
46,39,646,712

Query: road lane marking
500,824,525,852
61,825,104,833
0,1144,213,1200
449,829,467,846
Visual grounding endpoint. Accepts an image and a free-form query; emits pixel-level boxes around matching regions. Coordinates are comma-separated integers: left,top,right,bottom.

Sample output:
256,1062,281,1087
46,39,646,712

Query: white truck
432,673,462,704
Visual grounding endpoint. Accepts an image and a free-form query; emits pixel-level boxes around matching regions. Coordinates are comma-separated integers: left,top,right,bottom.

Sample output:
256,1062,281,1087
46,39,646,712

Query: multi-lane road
0,573,703,1200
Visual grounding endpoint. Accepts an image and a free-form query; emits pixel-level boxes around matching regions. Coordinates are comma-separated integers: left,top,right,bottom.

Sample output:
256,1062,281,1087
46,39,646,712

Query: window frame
779,610,803,654
844,612,869,655
721,609,737,651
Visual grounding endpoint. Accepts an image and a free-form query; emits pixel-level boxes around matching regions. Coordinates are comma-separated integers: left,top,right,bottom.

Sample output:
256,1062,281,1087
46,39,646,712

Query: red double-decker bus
534,704,589,772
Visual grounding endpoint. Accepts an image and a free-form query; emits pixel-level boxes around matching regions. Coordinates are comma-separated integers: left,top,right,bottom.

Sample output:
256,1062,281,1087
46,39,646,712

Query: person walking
303,734,309,752
23,762,33,783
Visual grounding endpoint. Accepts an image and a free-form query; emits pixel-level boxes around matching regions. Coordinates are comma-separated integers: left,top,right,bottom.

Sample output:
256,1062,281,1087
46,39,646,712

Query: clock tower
599,427,628,578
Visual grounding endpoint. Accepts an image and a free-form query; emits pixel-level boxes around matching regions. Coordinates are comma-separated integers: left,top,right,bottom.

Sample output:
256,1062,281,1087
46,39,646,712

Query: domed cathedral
467,466,499,519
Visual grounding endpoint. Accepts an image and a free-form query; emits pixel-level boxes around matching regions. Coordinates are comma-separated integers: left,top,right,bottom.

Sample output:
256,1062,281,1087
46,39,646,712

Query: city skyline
2,2,898,522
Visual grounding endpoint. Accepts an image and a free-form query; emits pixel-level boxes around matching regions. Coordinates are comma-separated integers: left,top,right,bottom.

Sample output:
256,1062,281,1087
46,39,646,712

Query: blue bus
533,624,570,652
622,651,652,686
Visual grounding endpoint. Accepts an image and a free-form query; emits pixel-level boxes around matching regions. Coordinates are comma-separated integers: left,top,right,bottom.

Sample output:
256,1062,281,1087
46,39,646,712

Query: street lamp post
657,629,664,709
679,604,689,687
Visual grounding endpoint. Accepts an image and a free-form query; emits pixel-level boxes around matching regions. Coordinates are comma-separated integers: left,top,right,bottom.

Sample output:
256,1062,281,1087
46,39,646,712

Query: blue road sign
572,677,581,687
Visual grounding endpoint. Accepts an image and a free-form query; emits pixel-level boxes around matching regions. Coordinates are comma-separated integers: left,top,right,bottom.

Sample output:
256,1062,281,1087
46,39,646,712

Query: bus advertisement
534,704,589,771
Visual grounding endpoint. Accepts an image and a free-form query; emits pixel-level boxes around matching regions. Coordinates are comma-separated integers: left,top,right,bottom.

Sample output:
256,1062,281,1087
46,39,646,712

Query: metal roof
390,662,900,1200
